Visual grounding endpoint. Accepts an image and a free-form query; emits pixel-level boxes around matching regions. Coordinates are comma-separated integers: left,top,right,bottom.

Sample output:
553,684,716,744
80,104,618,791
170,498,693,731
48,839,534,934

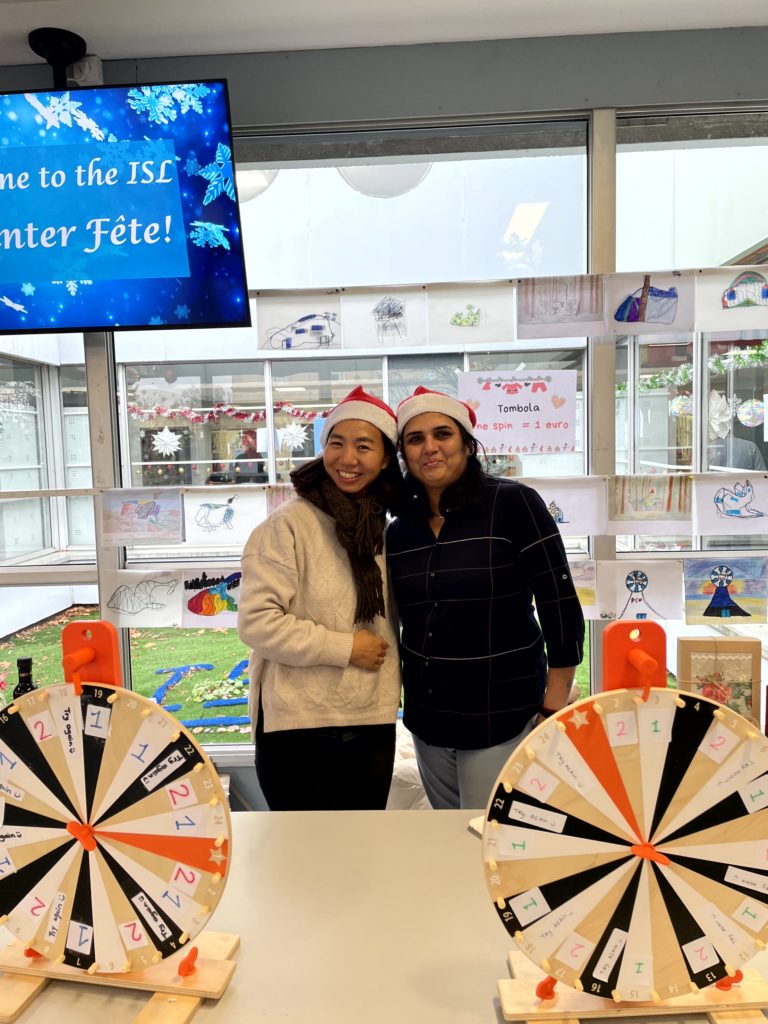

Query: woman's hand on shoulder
349,629,389,671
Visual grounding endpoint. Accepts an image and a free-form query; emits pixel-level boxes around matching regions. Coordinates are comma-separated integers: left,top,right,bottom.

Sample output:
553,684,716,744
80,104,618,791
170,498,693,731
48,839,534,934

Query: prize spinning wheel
0,681,230,973
482,686,768,1002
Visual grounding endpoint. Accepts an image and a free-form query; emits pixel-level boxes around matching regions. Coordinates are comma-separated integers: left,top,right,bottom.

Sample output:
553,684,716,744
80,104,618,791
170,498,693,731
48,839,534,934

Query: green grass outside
0,606,252,744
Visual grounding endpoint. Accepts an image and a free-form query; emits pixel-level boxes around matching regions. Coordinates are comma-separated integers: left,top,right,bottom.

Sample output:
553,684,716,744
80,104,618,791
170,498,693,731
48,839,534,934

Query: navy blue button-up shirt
387,477,584,749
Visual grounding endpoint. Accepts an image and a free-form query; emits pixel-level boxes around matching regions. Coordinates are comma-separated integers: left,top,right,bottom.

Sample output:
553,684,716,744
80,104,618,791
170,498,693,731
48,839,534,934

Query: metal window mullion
263,360,276,483
691,328,706,552
627,337,638,478
381,355,390,407
40,363,67,552
83,332,131,686
587,108,617,694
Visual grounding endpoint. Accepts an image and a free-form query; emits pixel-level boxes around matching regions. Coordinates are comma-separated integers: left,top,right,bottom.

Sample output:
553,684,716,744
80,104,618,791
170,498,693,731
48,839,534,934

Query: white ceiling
3,0,768,69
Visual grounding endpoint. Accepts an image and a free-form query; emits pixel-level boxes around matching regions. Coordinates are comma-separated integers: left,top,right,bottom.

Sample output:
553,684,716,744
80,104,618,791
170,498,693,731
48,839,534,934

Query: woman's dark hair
291,433,406,513
399,418,488,520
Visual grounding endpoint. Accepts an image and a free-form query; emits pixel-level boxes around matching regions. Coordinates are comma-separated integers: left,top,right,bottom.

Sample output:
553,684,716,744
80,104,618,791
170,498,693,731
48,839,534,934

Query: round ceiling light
338,163,432,198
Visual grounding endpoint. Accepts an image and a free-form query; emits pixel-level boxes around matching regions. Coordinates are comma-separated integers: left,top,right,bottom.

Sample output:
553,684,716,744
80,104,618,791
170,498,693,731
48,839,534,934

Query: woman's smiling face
322,418,390,497
400,412,469,495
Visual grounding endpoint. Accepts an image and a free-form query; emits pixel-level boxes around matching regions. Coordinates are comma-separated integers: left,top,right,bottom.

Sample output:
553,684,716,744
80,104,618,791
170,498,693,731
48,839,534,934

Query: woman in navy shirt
387,387,584,809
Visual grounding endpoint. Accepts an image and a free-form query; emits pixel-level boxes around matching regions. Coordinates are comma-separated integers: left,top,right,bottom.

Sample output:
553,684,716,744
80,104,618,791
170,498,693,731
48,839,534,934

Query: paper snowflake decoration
151,427,182,457
278,423,308,451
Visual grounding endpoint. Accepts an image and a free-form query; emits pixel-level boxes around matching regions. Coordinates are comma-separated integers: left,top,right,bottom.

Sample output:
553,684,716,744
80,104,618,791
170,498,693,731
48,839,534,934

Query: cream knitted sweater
238,496,401,738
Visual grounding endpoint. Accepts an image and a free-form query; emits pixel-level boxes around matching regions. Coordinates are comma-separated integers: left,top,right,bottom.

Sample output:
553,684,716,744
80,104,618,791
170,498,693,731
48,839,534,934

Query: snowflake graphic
21,283,35,296
151,427,182,458
174,305,190,320
278,423,308,452
51,281,93,296
197,143,236,205
0,295,27,313
185,154,200,176
127,84,211,126
25,92,107,141
149,316,165,326
190,221,231,250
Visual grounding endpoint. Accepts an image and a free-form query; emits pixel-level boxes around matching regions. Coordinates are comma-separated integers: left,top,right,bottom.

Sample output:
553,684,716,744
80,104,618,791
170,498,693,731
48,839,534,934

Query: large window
236,120,588,288
271,357,383,481
60,365,95,549
617,111,768,271
0,358,49,562
123,361,266,488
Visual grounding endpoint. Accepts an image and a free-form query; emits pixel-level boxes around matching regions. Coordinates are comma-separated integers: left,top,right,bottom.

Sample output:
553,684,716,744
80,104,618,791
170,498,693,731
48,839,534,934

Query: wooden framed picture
677,636,762,727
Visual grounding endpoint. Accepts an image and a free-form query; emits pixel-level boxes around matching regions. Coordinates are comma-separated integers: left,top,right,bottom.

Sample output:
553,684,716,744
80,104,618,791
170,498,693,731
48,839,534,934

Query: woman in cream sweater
238,387,404,810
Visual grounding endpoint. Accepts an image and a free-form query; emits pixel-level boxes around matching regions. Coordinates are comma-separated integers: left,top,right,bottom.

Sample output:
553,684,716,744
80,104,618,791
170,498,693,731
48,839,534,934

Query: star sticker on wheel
568,707,590,729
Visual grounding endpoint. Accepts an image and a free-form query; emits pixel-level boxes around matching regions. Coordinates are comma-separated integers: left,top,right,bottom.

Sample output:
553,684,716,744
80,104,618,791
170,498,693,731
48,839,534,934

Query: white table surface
15,809,768,1024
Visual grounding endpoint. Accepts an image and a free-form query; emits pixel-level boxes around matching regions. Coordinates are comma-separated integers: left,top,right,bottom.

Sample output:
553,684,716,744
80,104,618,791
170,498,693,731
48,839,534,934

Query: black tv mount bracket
28,27,87,89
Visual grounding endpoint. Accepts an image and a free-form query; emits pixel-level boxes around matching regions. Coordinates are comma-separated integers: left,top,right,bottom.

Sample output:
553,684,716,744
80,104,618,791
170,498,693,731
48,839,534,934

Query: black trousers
255,714,396,811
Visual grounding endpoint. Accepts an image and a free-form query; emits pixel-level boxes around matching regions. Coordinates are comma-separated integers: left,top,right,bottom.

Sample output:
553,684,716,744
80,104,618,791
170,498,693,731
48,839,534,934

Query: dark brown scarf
291,459,386,623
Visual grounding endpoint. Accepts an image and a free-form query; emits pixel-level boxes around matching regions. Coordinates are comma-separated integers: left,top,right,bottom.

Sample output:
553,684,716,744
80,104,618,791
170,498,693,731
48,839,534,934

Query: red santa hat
319,386,398,447
396,386,477,436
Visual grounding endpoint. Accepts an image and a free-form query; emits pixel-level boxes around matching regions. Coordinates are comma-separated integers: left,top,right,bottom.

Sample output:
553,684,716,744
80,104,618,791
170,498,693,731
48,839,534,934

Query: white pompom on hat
396,386,477,437
319,386,398,447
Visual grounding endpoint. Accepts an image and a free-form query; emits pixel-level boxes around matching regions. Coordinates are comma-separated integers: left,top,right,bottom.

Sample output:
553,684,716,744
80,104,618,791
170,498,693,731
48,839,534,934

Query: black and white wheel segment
0,682,231,973
483,687,768,1002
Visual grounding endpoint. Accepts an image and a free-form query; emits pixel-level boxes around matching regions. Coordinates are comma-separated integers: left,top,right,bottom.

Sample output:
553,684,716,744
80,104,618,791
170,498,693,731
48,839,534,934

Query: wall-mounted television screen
0,79,250,334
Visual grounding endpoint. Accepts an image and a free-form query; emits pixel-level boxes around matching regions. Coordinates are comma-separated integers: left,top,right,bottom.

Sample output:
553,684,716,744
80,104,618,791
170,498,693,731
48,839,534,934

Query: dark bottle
13,657,37,699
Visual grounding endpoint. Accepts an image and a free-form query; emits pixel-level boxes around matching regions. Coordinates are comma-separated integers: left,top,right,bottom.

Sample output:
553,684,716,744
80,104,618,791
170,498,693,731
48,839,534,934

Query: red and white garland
127,402,327,424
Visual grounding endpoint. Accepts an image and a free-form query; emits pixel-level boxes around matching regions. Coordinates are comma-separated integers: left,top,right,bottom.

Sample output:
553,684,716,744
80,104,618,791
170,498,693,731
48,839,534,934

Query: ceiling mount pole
27,27,87,89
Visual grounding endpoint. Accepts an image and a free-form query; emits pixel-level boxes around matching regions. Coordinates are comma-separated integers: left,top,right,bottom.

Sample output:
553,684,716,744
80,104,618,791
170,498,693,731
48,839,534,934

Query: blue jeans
413,718,536,810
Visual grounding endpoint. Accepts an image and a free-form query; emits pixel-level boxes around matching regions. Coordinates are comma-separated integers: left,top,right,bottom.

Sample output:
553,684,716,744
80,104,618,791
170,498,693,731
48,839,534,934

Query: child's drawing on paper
598,560,684,622
609,475,691,522
722,270,768,309
183,487,266,547
450,303,481,327
516,275,604,338
100,488,182,544
703,565,749,618
107,575,178,614
195,496,237,532
619,570,664,619
684,558,768,624
713,479,765,519
265,312,339,350
547,499,568,525
373,296,407,342
614,274,678,325
569,560,598,618
182,570,241,627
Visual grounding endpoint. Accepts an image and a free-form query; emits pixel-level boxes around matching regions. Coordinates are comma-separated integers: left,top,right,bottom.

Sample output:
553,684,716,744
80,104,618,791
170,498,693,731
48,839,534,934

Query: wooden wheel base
501,951,768,1023
0,930,239,1023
